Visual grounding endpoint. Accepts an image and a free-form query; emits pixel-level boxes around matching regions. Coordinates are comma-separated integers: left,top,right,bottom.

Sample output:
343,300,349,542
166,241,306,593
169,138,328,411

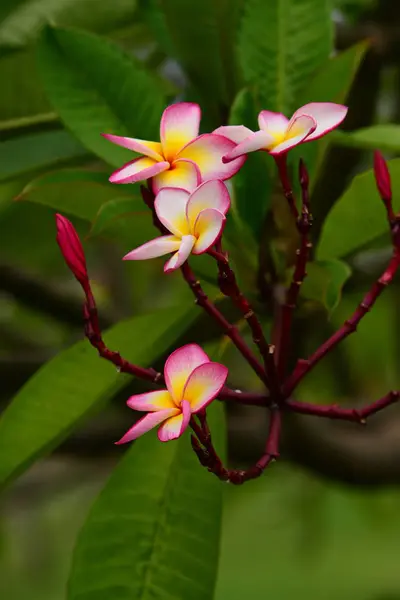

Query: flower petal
163,235,196,273
186,180,230,230
101,134,164,161
178,133,246,180
115,408,179,444
126,390,176,412
222,130,275,163
269,115,316,155
164,343,210,402
154,187,190,237
123,235,181,261
213,125,254,144
192,208,225,254
258,110,289,135
109,157,169,184
157,400,191,442
291,102,348,141
160,102,201,162
152,159,201,194
183,362,228,412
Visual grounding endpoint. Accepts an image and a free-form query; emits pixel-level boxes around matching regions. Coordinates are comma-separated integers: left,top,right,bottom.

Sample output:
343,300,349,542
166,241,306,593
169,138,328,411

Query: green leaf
67,403,225,600
228,88,271,241
301,259,351,314
237,0,333,114
138,0,175,56
317,159,400,260
0,306,198,490
37,26,166,166
17,168,135,220
0,131,89,182
294,42,367,181
332,125,400,152
88,197,149,246
159,0,236,106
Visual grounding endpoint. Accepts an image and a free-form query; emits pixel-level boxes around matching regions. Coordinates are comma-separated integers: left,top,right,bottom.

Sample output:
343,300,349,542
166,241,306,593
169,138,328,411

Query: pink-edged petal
157,400,191,442
152,159,201,194
183,362,228,412
164,343,210,402
160,102,201,162
163,235,196,273
115,408,179,444
192,208,225,254
126,389,176,412
186,180,230,230
109,157,169,184
178,133,246,180
291,102,348,141
222,130,275,163
213,125,254,144
154,187,190,237
258,111,289,135
269,115,316,155
123,235,180,261
101,134,164,162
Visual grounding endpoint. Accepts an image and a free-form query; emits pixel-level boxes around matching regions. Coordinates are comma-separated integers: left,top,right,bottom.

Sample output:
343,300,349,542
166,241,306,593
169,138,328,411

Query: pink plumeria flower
219,102,348,162
116,344,228,443
102,102,245,193
123,180,230,272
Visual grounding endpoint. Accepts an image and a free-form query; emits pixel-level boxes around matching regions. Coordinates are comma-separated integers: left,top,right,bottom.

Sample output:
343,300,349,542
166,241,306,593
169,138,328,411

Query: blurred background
2,0,400,598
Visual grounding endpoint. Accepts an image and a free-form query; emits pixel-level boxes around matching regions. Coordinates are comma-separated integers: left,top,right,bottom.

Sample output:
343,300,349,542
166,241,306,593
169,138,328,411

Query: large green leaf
317,159,400,260
37,26,166,166
300,259,351,314
0,306,197,489
229,88,271,241
159,0,237,106
0,0,137,48
0,131,88,182
67,402,225,600
237,0,333,114
332,125,400,152
17,168,136,220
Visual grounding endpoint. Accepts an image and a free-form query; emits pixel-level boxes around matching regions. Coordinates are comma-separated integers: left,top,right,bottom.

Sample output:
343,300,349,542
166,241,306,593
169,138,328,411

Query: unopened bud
299,159,309,188
374,151,392,206
55,214,88,284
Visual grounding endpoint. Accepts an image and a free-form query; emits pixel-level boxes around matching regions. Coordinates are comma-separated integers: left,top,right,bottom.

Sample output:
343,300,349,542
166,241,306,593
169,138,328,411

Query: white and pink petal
183,362,229,412
115,407,179,444
291,102,348,141
101,134,164,162
163,235,196,273
157,400,191,442
154,187,190,237
222,130,275,163
192,208,225,254
164,343,210,402
178,133,246,181
186,180,230,230
213,125,254,144
258,111,289,135
269,115,316,155
160,102,201,162
123,235,181,261
109,157,169,184
126,390,176,412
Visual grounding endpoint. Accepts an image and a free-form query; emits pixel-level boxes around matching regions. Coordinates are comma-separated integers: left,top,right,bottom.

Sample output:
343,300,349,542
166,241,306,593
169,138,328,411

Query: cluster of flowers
58,101,348,447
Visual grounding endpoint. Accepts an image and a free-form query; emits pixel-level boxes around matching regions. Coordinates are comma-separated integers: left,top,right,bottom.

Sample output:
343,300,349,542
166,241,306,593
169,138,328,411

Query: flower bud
374,151,392,204
55,214,88,284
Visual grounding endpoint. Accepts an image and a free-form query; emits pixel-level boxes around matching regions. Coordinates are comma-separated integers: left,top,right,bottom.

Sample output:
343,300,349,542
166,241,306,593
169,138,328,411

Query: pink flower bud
298,159,309,188
374,151,392,202
55,214,88,284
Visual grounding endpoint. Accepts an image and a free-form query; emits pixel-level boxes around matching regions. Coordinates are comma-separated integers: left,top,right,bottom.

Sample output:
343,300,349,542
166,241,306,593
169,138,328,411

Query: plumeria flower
124,180,230,272
102,102,245,193
116,344,228,443
218,102,348,162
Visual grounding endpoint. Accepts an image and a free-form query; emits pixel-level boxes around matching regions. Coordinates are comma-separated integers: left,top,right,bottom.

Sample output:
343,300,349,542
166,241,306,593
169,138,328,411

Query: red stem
208,242,280,397
274,154,299,220
283,238,400,398
286,391,399,423
180,261,269,386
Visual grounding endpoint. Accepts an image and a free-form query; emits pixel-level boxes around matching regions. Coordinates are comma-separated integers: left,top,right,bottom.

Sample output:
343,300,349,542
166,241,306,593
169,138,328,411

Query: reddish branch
275,160,312,378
